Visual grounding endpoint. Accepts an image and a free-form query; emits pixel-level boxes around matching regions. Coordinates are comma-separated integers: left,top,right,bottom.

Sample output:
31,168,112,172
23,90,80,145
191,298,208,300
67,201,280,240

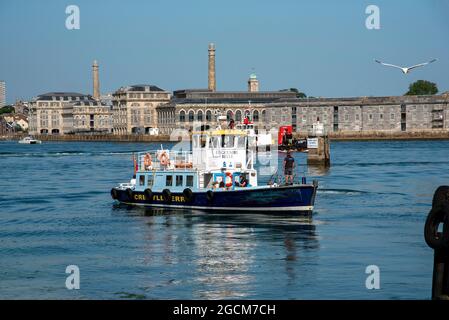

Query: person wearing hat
283,151,295,185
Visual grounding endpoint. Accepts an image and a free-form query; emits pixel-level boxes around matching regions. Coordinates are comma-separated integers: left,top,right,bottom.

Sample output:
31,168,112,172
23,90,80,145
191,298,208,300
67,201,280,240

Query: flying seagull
374,58,437,74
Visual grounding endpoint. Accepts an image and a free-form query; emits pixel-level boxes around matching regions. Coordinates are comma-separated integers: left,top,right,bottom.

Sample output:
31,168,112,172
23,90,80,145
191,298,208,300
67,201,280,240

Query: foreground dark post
424,186,449,300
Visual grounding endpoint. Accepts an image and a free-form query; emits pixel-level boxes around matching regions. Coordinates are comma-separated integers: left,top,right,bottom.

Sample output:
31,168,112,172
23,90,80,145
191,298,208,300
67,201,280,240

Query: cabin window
139,175,145,186
176,175,183,187
237,136,246,148
147,175,154,187
166,175,173,186
222,135,235,148
210,136,220,148
186,176,194,187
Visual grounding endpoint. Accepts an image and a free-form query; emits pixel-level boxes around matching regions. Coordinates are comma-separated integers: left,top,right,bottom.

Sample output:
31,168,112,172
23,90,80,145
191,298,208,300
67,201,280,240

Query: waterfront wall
3,130,449,142
33,134,171,142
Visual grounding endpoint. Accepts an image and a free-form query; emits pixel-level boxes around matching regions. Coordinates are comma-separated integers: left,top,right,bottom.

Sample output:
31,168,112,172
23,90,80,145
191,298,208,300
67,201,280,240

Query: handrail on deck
136,149,194,172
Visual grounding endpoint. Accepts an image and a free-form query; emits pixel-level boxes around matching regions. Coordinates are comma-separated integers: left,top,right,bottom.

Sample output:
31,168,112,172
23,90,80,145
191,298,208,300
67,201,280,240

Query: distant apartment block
0,81,5,108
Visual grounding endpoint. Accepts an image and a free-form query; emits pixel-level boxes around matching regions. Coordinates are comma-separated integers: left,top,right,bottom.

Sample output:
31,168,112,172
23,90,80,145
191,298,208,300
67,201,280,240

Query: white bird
374,58,437,74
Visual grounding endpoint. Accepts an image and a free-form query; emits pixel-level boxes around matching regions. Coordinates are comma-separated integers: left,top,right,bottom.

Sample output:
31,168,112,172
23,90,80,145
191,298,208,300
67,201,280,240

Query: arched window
227,110,233,121
188,110,195,122
262,110,267,122
253,110,259,122
197,110,203,122
235,110,242,122
206,110,212,122
179,110,186,123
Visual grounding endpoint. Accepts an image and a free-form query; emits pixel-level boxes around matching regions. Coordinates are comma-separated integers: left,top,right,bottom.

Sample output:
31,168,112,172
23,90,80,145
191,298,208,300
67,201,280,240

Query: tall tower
92,60,100,100
0,81,5,108
208,43,216,91
248,73,259,92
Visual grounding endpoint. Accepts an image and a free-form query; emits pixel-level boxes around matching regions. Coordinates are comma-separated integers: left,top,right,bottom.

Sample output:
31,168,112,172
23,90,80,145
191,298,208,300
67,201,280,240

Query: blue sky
1,0,448,103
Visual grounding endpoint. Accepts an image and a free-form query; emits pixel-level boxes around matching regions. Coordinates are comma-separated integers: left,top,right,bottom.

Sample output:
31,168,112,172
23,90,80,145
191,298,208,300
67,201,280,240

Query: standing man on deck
283,151,295,185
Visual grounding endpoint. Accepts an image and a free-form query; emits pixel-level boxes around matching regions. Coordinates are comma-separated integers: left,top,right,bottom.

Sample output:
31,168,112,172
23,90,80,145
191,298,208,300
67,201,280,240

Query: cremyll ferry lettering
133,194,186,202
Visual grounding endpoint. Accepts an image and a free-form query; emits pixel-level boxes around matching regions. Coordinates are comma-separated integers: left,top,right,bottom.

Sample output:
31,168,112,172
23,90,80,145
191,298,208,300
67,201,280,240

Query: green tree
405,80,438,96
280,88,307,98
0,105,14,114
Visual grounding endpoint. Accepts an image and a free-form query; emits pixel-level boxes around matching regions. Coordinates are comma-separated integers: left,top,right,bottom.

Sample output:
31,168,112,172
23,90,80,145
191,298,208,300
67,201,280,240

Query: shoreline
2,131,449,142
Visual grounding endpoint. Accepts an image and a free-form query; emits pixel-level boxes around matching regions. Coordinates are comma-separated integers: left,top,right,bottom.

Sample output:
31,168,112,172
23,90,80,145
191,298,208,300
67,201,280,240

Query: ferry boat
110,128,318,214
18,136,42,144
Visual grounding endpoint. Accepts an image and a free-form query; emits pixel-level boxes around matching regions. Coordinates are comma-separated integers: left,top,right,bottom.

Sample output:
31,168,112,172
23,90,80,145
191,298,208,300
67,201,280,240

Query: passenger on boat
283,151,295,185
235,174,248,187
239,175,248,187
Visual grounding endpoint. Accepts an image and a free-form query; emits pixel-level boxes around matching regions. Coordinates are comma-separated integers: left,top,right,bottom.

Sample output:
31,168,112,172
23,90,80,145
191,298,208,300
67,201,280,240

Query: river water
0,140,447,299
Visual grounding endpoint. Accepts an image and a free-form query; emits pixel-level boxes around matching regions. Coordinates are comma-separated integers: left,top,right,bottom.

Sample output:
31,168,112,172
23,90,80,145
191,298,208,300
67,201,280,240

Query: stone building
156,89,297,134
29,92,112,135
268,94,449,134
111,84,171,134
72,100,112,133
29,92,88,135
13,100,30,115
28,60,113,135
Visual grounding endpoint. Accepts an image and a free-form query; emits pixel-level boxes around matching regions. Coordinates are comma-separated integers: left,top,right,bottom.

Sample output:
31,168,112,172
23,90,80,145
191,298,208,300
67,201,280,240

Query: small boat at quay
110,128,318,214
18,136,42,144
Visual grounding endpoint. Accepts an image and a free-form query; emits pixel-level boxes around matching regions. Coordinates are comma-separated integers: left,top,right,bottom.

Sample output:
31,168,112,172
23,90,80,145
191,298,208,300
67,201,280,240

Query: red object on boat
278,125,293,145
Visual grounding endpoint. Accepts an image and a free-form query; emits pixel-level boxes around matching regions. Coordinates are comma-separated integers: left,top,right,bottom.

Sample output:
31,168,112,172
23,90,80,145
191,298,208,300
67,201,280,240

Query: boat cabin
133,129,258,192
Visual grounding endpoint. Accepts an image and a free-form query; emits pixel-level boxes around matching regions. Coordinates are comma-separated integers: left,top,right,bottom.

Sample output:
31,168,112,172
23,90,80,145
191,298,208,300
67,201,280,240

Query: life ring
144,153,152,169
160,152,170,166
162,189,172,203
225,172,233,188
183,188,194,203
